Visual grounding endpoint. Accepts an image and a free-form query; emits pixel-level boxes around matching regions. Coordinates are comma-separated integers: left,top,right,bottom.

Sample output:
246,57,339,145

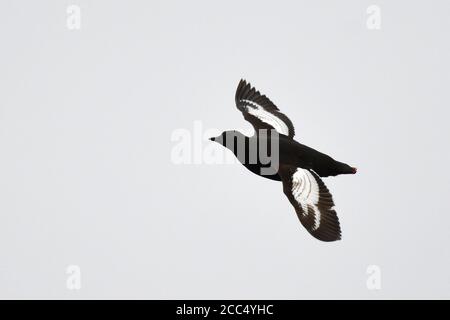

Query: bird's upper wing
235,79,295,138
278,165,342,241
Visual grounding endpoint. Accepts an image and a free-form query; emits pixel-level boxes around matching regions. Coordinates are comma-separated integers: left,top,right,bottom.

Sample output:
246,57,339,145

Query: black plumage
210,80,356,242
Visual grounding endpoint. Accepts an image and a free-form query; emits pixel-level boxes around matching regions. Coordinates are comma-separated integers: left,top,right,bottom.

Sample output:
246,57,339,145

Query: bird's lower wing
278,165,342,242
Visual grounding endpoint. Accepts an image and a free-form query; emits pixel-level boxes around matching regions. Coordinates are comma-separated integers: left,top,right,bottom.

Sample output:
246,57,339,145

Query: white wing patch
291,169,325,231
279,165,341,241
242,99,290,136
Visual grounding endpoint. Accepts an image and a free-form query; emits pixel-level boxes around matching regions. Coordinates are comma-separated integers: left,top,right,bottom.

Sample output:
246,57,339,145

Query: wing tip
238,78,249,86
236,78,253,103
312,229,342,242
237,78,248,92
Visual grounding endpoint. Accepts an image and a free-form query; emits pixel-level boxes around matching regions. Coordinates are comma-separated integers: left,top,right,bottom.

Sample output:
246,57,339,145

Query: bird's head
209,130,246,149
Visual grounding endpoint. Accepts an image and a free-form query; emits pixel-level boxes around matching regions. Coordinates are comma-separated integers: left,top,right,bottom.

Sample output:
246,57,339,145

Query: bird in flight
209,80,357,242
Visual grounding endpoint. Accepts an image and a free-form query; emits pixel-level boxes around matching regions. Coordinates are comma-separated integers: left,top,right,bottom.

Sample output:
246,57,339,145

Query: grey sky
0,0,449,299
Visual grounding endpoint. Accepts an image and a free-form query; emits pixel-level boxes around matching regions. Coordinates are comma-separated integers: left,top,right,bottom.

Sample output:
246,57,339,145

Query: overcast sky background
1,0,449,299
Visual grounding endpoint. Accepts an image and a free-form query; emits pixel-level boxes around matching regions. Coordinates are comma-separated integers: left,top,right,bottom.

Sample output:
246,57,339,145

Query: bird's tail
314,159,357,177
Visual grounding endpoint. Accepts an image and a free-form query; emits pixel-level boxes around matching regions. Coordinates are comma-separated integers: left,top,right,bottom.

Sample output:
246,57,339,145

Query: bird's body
210,80,356,242
221,132,355,180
